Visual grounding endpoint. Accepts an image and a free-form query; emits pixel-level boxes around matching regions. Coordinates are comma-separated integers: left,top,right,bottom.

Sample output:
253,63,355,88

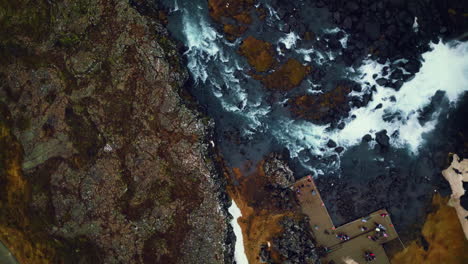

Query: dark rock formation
327,140,337,148
271,217,319,264
0,0,232,263
362,134,373,142
263,153,295,188
375,130,391,151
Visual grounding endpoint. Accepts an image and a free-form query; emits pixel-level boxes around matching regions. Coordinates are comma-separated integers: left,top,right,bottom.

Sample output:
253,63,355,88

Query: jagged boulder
263,153,294,188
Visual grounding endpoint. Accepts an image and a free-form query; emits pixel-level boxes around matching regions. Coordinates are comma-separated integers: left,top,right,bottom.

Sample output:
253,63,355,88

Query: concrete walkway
293,176,401,264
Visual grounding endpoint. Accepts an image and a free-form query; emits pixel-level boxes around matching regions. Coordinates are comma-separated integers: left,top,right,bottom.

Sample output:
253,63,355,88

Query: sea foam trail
228,201,249,264
181,8,271,133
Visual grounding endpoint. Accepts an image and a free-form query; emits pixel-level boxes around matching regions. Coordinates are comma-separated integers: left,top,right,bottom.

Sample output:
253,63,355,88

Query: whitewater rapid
274,40,468,172
334,41,468,152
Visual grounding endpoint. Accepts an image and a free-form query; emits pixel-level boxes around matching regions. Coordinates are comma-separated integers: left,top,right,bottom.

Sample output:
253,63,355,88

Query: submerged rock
288,83,353,124
253,58,311,91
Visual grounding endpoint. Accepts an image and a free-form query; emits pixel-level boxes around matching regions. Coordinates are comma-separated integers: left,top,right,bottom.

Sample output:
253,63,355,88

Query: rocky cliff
0,0,232,263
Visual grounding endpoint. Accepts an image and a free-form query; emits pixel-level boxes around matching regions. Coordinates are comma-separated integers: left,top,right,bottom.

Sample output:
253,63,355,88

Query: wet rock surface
0,0,232,263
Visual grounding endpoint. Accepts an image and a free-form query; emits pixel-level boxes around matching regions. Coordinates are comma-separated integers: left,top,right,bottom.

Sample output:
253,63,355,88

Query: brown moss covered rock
254,59,311,91
208,0,256,39
289,85,352,123
239,36,276,72
208,0,255,24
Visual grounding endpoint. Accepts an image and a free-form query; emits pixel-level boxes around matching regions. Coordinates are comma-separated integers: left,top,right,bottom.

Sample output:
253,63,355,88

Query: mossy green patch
57,33,80,47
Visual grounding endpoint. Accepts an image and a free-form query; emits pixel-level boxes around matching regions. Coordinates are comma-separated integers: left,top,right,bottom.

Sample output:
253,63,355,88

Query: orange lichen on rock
289,84,351,122
239,36,276,72
226,161,298,264
208,0,256,38
391,194,468,264
254,59,311,91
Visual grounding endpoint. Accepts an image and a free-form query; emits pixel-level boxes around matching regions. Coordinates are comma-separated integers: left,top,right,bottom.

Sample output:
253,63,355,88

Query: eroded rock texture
0,0,232,263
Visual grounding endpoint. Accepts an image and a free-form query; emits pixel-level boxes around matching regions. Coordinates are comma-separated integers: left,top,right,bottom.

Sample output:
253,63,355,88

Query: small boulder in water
375,130,390,149
376,78,388,86
335,146,344,153
327,139,337,148
362,134,373,142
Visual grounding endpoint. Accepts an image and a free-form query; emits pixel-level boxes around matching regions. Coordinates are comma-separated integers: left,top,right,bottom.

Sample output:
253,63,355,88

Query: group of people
366,222,390,241
336,233,350,241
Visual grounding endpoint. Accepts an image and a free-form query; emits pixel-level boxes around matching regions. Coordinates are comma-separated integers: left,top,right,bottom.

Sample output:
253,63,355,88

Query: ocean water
162,0,468,172
160,0,468,228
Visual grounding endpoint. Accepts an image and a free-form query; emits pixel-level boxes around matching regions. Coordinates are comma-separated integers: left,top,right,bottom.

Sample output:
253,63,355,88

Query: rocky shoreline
0,0,234,263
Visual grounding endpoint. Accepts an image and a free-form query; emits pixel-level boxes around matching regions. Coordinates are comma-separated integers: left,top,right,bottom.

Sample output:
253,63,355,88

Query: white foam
278,32,301,49
271,118,328,159
228,200,249,264
181,8,273,135
331,41,468,152
296,48,327,65
295,48,312,62
269,41,468,170
340,33,349,49
413,17,419,32
183,11,223,83
265,4,280,21
183,13,220,55
323,27,340,34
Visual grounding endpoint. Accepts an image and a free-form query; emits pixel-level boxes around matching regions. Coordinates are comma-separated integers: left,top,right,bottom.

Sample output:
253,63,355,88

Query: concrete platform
292,176,402,264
